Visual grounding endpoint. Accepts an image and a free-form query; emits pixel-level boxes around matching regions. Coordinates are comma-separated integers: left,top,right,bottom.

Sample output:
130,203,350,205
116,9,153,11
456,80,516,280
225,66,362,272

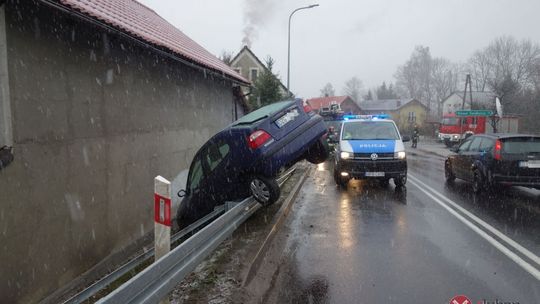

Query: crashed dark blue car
176,99,329,224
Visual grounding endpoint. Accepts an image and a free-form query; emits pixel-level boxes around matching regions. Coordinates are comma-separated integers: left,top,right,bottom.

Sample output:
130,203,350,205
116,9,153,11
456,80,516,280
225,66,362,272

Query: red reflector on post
248,130,272,149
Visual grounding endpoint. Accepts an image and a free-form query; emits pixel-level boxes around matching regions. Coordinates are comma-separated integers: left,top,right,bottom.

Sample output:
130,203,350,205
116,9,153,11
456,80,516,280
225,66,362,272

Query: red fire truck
438,112,519,147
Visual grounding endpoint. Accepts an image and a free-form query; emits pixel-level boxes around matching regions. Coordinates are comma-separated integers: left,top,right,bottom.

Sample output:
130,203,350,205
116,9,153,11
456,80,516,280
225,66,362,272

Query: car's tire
445,162,456,183
394,175,407,188
250,175,280,206
379,178,390,187
305,139,330,164
472,170,483,194
333,169,348,187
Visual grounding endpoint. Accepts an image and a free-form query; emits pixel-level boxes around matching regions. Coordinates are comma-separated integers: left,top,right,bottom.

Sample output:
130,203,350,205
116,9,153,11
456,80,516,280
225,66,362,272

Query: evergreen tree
251,56,283,109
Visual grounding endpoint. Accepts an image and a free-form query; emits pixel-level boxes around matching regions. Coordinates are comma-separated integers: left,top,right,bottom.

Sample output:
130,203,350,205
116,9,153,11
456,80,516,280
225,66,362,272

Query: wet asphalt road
274,149,540,304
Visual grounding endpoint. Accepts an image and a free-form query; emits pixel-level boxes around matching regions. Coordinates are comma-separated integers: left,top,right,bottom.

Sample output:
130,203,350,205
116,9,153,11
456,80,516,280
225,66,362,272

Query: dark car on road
445,134,540,193
176,99,329,225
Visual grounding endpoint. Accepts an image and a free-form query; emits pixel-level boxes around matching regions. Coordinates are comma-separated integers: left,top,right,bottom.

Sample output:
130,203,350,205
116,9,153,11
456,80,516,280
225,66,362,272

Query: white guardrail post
154,176,171,304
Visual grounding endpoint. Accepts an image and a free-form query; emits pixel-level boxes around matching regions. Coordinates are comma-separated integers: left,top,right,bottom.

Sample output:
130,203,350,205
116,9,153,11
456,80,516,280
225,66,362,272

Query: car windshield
502,137,540,154
342,121,400,140
442,117,458,125
233,101,291,126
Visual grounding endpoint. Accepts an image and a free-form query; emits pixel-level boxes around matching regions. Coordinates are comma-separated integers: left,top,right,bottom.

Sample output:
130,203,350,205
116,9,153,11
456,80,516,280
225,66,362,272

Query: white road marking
409,174,540,268
408,176,540,281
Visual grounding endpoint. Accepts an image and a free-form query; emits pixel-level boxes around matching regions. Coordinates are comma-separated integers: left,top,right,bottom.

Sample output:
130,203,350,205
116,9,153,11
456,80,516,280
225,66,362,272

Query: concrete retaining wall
0,2,241,303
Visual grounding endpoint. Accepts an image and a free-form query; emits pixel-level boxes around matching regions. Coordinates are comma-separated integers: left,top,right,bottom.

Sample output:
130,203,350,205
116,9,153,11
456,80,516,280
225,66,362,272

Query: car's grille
353,152,394,159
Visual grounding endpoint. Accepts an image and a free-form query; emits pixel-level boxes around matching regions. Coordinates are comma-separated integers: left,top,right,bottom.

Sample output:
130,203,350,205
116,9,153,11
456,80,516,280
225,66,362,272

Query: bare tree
219,50,234,66
342,76,363,102
467,50,491,91
320,83,335,97
394,46,433,110
431,58,460,116
475,36,540,103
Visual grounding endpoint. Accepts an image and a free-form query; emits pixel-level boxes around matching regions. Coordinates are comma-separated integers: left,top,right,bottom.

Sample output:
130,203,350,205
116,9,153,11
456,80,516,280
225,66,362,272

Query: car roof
474,133,540,139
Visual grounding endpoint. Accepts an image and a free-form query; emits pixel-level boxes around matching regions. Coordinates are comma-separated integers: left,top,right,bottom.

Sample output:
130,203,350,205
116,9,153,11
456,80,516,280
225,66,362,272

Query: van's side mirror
402,135,411,142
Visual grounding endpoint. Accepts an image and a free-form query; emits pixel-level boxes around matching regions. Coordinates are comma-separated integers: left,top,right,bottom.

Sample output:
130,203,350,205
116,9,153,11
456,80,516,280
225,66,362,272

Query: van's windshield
341,121,400,140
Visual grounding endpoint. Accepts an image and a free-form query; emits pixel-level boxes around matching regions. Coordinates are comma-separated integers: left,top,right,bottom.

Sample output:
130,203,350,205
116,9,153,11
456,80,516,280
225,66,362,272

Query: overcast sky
138,0,540,99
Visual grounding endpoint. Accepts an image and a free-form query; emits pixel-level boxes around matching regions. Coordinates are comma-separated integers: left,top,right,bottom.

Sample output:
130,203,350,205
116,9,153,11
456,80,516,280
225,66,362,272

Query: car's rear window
342,121,400,140
502,137,540,154
233,101,292,126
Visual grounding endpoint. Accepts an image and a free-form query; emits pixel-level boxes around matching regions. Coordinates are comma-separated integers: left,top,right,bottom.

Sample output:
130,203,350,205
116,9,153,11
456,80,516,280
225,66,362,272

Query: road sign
455,110,493,117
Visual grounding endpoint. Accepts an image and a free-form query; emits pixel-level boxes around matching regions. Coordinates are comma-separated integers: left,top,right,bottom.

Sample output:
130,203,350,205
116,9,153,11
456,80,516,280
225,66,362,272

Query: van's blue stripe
348,140,395,153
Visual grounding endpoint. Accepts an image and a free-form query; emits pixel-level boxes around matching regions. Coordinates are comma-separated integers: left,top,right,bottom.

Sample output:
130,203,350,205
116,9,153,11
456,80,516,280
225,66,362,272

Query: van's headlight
340,151,352,159
395,151,406,159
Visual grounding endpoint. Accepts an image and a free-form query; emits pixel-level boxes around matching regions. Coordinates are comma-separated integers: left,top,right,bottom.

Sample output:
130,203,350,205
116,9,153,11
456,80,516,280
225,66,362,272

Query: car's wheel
333,169,348,187
379,178,390,187
445,162,456,183
472,170,483,194
305,138,330,164
394,175,407,188
250,175,280,206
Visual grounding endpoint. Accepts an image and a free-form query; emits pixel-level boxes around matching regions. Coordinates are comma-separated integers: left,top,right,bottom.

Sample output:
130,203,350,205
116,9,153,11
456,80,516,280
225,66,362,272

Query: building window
408,111,416,122
250,68,258,82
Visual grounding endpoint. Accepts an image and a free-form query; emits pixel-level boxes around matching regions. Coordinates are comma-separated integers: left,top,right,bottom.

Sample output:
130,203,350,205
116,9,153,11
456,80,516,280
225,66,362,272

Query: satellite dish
495,97,503,118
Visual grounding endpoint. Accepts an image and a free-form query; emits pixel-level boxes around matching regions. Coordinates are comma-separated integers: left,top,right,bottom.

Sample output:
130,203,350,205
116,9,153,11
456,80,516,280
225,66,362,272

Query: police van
334,114,411,187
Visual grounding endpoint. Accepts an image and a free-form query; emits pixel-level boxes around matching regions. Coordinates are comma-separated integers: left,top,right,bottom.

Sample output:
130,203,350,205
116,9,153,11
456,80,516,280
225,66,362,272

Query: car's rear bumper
337,159,407,179
492,174,540,188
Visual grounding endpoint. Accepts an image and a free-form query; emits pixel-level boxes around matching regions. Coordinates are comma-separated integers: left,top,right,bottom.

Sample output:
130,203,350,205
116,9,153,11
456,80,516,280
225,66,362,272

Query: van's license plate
365,172,385,177
520,160,540,168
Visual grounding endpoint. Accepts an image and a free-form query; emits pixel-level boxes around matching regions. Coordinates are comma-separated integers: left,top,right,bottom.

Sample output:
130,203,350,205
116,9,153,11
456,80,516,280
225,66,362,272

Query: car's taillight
303,104,312,113
494,139,502,160
248,130,272,149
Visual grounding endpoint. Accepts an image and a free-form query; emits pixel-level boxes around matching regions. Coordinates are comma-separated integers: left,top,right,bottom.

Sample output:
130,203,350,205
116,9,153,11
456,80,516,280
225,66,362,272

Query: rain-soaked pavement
272,149,540,304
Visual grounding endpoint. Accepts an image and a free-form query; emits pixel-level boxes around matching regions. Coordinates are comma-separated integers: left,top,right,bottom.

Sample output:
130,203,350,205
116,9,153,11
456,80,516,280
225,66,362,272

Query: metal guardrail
63,166,296,304
97,197,260,303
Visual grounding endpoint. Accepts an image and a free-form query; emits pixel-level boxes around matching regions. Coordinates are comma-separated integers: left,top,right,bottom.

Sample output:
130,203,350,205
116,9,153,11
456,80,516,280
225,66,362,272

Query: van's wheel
333,169,348,187
250,176,280,206
445,161,455,183
305,138,329,164
394,175,407,188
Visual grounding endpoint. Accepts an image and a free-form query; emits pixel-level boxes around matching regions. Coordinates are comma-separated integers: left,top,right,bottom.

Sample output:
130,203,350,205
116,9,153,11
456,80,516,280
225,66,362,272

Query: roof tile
59,0,248,84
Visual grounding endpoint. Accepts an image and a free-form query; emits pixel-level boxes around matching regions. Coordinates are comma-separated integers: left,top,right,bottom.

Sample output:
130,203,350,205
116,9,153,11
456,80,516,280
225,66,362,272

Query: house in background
305,96,361,114
442,91,497,114
230,46,288,98
361,99,428,131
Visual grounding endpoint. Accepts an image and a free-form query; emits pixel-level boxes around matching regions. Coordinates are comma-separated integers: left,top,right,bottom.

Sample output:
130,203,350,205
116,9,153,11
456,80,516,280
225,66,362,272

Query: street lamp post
287,4,319,97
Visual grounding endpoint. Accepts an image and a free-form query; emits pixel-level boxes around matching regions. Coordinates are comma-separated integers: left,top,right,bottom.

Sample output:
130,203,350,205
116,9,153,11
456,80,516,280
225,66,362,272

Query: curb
242,166,311,286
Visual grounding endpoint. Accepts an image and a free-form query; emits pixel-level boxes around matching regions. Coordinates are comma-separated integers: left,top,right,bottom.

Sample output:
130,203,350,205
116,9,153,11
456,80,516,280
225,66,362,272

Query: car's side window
188,157,204,192
459,139,472,152
469,137,482,152
479,138,494,152
205,140,230,172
